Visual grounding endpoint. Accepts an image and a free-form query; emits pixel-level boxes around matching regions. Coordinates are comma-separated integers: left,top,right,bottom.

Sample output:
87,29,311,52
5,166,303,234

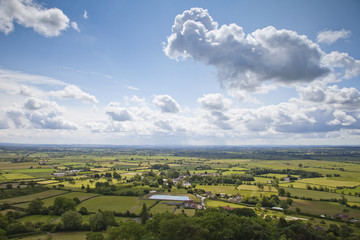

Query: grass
288,198,360,219
19,231,90,240
15,191,100,209
76,196,157,214
0,189,67,204
298,178,360,188
1,173,34,180
284,187,360,202
197,185,241,195
0,162,39,170
205,199,247,209
150,201,178,214
197,185,276,198
18,214,59,224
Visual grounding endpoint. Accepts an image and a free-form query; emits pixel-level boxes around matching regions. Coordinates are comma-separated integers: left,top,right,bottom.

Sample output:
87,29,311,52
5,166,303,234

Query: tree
278,188,286,196
0,215,8,232
61,210,82,231
279,200,289,209
51,197,76,215
256,182,264,191
113,172,121,179
86,231,104,240
106,221,147,240
140,204,149,225
89,211,117,231
27,198,44,215
79,206,89,215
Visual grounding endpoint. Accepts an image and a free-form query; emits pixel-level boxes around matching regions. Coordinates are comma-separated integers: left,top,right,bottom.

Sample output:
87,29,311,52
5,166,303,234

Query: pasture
0,189,67,204
289,198,360,219
205,199,246,209
76,196,157,214
284,187,360,202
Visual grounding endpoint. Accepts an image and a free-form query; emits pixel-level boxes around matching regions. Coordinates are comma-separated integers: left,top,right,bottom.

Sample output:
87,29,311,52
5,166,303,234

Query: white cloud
317,29,351,45
0,68,66,87
4,98,77,130
153,95,180,113
298,84,360,110
105,103,133,122
323,51,360,80
0,118,9,129
50,85,98,104
125,85,139,91
164,8,329,93
198,93,232,111
0,0,70,37
328,110,356,126
83,10,88,19
71,21,80,32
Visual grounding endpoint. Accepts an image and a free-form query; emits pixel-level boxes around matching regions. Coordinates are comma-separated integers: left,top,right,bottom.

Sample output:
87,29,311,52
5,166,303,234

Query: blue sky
0,0,359,145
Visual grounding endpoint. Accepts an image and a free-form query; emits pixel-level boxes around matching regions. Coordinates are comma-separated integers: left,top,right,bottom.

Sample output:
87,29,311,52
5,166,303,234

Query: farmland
0,145,360,239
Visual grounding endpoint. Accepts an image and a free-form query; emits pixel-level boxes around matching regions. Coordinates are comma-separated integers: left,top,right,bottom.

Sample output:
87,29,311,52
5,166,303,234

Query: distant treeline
250,168,323,178
190,174,255,185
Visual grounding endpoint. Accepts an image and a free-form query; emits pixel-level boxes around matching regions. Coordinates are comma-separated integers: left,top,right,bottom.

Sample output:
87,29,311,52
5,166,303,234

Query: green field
15,191,100,209
205,199,247,209
298,178,360,188
150,201,178,214
76,196,157,214
19,231,89,240
1,173,34,180
284,187,360,202
18,214,60,224
0,190,67,204
289,198,360,219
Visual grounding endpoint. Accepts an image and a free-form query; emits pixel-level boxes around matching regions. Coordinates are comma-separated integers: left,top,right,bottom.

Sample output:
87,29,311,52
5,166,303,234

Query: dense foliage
103,208,359,240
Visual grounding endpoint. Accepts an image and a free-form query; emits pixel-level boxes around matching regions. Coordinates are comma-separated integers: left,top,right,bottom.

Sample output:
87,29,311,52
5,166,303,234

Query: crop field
76,196,157,213
0,189,67,204
16,191,100,209
197,185,241,195
20,231,89,240
150,201,178,214
297,178,360,188
0,162,39,170
289,199,360,219
1,173,34,180
205,199,246,209
262,173,299,179
198,185,276,198
46,178,122,189
19,214,59,224
283,187,360,202
2,146,360,239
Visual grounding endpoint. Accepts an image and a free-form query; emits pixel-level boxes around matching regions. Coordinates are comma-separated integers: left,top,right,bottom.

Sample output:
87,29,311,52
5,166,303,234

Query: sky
0,0,359,146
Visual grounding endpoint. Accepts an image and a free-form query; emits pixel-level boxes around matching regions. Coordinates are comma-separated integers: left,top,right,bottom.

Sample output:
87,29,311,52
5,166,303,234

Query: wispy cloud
317,29,351,45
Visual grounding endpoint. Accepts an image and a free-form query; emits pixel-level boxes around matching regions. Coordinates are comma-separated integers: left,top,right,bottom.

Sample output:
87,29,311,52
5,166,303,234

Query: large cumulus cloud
4,97,76,130
164,8,329,93
298,84,360,110
0,0,76,37
153,95,180,113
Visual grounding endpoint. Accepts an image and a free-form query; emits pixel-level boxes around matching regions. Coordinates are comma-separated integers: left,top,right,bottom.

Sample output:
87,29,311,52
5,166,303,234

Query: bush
40,223,56,232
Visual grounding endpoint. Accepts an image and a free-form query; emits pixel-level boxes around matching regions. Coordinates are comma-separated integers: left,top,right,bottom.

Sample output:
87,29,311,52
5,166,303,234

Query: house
334,213,350,221
53,172,65,177
182,182,191,187
184,200,198,209
272,207,283,211
222,206,235,211
284,177,290,182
